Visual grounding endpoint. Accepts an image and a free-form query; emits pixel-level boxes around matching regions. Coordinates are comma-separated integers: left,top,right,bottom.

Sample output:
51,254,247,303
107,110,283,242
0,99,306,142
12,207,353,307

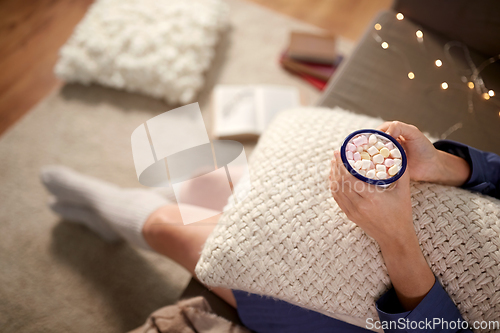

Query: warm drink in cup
340,129,407,188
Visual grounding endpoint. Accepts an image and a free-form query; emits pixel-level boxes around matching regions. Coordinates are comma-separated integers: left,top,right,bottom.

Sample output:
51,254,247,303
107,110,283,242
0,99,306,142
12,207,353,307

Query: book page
257,86,300,132
213,86,259,137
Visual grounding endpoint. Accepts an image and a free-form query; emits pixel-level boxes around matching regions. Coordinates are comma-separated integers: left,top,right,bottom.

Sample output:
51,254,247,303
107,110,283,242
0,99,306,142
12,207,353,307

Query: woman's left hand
329,150,435,310
329,150,414,247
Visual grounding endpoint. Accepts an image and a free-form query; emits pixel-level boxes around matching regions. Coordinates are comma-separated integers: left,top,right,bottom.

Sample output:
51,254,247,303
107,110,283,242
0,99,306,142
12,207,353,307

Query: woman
41,121,500,332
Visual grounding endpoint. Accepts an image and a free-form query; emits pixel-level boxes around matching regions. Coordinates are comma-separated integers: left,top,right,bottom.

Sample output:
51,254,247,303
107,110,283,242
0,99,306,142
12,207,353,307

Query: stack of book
280,31,342,90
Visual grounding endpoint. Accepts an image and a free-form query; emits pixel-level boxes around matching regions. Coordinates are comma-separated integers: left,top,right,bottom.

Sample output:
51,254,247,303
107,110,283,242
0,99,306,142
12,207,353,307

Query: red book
281,54,336,81
296,72,328,91
279,52,332,90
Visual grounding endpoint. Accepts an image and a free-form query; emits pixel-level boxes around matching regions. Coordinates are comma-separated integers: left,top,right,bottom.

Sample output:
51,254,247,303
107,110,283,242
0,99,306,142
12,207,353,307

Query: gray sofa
318,0,500,154
181,0,500,326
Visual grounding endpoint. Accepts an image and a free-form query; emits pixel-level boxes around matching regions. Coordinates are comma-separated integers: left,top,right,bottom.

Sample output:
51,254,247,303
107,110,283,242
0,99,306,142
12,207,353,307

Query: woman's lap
232,290,372,333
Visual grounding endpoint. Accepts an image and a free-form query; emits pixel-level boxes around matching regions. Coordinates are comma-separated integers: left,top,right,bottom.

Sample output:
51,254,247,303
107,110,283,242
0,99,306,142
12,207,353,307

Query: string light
375,18,500,126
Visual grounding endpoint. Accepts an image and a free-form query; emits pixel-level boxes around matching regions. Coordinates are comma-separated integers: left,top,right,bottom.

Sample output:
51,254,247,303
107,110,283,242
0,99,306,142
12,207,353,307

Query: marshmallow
369,134,377,145
379,147,390,158
366,169,376,179
372,154,384,164
345,132,404,183
388,165,400,176
390,148,401,158
367,146,379,156
376,171,388,179
360,152,371,160
384,158,394,167
361,160,371,169
353,135,368,146
346,143,357,152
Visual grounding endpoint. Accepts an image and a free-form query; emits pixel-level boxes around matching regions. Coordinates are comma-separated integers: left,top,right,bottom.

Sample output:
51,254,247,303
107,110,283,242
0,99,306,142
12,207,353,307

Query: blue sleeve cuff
433,140,499,198
376,277,471,332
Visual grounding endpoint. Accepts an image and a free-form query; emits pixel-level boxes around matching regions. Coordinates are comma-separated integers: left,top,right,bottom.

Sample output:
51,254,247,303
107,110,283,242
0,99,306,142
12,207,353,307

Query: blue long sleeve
434,140,500,199
374,141,500,332
375,278,472,332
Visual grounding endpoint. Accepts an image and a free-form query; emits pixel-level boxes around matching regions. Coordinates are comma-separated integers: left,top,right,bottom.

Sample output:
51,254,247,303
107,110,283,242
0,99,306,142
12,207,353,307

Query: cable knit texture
55,0,229,104
195,107,500,330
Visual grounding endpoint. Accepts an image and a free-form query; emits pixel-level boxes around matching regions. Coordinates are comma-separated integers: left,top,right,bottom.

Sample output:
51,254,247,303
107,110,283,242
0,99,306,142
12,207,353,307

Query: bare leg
143,204,237,308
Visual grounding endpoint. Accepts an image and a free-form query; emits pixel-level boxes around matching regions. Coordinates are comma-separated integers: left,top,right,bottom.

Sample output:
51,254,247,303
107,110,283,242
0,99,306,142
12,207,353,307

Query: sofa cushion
317,10,500,156
195,107,500,330
55,0,228,104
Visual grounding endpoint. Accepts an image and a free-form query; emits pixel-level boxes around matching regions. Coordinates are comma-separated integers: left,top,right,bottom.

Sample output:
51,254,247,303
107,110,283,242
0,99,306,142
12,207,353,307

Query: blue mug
340,129,407,188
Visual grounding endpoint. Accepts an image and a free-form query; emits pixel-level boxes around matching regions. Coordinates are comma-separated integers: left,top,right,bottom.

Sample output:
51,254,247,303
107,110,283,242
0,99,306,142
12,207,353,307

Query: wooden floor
0,0,391,137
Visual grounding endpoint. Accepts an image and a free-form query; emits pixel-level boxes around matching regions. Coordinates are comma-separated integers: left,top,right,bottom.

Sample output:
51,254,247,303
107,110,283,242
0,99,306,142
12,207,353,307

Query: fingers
333,187,356,218
330,154,356,217
377,122,391,132
331,151,364,200
378,121,422,141
394,163,411,191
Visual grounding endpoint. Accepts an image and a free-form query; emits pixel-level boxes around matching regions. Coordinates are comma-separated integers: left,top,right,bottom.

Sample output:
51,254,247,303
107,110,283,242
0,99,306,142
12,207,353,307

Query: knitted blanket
195,107,500,331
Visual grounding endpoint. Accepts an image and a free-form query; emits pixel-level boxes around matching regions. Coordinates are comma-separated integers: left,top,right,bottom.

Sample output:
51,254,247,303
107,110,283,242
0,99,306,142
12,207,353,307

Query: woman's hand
330,150,435,310
329,150,414,246
377,121,470,186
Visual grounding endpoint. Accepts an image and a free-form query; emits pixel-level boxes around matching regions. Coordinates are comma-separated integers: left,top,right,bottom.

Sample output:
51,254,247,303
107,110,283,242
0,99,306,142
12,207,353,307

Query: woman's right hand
377,121,470,186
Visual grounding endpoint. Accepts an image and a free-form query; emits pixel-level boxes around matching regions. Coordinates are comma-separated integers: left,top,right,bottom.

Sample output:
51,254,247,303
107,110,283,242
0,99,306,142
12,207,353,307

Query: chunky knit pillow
55,0,228,104
195,107,500,331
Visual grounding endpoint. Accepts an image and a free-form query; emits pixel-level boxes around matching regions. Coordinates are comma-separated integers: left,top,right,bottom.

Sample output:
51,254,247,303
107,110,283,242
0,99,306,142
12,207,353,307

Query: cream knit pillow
195,107,500,331
55,0,228,104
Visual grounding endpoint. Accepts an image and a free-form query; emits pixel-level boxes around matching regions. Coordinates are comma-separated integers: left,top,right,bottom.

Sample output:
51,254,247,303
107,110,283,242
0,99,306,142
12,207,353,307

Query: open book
212,85,300,139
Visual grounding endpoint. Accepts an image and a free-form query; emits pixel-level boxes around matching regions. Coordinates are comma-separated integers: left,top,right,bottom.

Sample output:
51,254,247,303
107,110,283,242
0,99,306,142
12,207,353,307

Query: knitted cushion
55,0,228,104
195,107,500,331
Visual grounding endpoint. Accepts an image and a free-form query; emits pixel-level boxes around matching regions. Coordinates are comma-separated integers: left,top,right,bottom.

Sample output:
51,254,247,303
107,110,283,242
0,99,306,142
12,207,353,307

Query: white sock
49,200,121,243
41,165,168,250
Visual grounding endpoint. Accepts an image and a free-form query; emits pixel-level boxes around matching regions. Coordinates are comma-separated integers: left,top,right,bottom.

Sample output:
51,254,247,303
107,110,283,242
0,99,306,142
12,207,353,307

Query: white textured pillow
55,0,228,104
195,107,500,331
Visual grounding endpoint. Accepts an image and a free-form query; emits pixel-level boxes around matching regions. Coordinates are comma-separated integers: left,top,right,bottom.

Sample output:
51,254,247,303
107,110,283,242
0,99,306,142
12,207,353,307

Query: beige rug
0,0,327,332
